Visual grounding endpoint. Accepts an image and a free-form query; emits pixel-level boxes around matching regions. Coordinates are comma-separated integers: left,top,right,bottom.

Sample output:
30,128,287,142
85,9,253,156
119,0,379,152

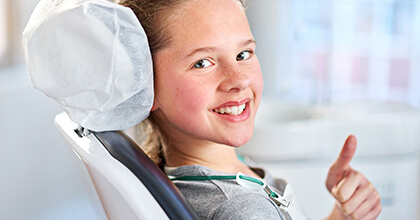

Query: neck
164,139,259,177
152,112,259,177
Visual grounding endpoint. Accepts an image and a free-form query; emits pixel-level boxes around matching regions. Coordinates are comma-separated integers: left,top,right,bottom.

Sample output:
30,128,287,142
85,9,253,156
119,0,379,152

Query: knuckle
370,189,381,203
374,192,381,202
367,183,375,191
366,202,382,220
335,188,344,200
376,199,382,211
340,204,350,215
350,212,359,219
331,185,339,196
354,171,364,180
336,190,349,202
365,183,376,194
369,205,382,220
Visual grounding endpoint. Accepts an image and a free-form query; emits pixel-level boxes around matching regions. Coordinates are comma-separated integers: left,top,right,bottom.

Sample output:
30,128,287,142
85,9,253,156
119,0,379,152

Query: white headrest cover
22,0,153,131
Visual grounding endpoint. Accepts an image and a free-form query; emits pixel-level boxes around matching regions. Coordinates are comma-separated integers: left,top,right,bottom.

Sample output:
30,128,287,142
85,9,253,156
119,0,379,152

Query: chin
223,132,253,148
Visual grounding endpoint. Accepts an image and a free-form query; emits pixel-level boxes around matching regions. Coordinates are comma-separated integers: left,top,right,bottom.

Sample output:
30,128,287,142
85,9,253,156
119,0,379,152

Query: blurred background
0,0,419,219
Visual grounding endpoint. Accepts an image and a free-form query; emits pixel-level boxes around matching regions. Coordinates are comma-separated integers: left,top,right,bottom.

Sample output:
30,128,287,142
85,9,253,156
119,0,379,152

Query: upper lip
211,98,250,110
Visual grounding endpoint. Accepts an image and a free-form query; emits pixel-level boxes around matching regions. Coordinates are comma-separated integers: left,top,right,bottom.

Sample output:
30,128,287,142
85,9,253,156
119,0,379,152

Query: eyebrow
183,39,256,60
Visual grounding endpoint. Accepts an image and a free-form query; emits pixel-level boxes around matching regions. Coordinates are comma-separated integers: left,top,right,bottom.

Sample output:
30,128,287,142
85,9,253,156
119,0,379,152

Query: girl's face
152,0,263,147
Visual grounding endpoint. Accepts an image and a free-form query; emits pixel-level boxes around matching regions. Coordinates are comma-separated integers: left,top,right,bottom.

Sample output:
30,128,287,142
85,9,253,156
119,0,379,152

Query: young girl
118,0,382,219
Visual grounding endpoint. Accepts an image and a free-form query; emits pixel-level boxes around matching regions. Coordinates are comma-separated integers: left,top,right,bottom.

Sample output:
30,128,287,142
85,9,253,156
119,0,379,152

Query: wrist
325,203,348,220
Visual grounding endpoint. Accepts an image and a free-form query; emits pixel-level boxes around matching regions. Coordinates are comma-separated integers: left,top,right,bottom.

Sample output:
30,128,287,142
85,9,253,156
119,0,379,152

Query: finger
326,135,358,191
331,170,366,203
349,191,381,219
339,182,375,215
362,201,382,220
332,135,357,172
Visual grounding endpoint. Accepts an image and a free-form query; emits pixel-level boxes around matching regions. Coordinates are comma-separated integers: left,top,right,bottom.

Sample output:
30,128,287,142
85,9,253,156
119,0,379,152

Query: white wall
246,0,420,108
244,0,420,219
0,65,104,220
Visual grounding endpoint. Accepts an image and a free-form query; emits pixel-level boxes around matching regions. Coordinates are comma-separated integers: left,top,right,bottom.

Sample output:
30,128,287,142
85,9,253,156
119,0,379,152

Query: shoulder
257,168,309,220
166,165,233,218
166,165,286,219
211,194,284,220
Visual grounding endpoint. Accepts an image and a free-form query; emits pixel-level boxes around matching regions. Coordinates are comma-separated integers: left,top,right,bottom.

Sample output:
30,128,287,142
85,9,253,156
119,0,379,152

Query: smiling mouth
212,103,246,116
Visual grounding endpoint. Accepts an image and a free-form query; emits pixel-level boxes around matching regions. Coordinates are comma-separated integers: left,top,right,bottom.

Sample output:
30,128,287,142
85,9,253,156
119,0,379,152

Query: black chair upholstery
93,131,199,220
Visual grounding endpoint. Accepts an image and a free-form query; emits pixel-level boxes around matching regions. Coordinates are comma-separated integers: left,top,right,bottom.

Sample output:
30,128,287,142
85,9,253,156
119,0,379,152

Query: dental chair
55,112,199,220
23,0,199,219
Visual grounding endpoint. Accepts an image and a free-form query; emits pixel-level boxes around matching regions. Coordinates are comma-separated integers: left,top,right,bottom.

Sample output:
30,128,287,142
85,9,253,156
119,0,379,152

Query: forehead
164,0,251,49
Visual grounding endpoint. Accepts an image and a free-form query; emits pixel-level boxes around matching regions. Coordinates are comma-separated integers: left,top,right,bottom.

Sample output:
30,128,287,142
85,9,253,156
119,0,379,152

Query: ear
150,99,159,112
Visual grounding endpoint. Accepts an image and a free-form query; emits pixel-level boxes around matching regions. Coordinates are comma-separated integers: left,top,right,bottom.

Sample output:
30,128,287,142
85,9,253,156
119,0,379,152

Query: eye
193,59,213,69
236,50,252,61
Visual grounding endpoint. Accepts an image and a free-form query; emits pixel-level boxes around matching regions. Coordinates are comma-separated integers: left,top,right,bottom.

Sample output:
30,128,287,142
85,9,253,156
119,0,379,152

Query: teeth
231,106,238,115
214,103,246,115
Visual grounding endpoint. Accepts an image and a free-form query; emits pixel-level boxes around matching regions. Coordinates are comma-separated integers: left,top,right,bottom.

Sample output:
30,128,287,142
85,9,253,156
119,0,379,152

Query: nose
218,66,251,92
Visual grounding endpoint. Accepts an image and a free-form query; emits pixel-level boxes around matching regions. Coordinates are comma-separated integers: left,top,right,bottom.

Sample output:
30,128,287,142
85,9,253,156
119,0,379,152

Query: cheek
164,77,213,115
177,84,205,111
254,73,264,95
251,64,264,99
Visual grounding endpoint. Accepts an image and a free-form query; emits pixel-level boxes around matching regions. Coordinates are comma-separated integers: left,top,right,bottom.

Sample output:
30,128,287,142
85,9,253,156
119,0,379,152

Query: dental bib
22,0,154,131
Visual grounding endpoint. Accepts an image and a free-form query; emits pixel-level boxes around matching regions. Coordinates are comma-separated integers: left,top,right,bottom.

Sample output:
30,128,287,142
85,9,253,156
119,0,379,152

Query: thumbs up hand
325,135,382,220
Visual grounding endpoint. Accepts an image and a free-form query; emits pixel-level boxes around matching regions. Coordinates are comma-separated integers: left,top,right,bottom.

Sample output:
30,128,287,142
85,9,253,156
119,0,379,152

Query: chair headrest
23,0,154,131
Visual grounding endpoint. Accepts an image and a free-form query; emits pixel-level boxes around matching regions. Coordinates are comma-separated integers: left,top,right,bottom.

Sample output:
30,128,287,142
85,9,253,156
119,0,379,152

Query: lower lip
211,102,251,122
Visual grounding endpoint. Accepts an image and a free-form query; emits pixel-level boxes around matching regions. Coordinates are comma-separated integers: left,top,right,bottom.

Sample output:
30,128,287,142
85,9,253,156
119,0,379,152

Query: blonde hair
134,116,167,168
118,0,244,167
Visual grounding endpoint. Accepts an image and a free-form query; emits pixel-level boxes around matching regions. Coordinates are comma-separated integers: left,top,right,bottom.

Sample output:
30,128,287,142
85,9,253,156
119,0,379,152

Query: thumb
326,135,357,191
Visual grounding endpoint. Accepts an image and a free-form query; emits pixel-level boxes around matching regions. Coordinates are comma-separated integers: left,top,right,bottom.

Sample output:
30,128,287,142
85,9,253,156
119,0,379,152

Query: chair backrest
55,112,199,220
